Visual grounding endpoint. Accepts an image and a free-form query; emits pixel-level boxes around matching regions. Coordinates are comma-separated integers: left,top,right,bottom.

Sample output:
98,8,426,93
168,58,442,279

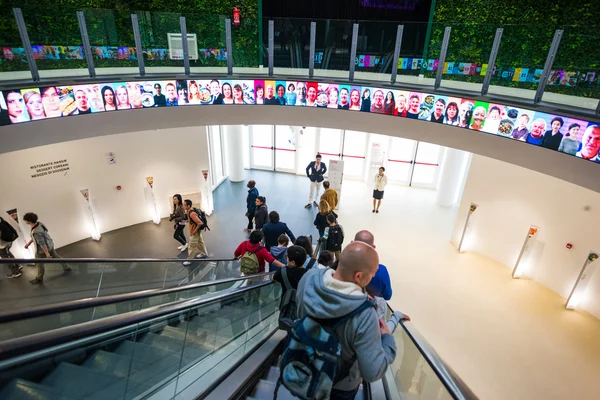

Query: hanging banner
566,251,600,309
80,189,101,240
328,159,345,210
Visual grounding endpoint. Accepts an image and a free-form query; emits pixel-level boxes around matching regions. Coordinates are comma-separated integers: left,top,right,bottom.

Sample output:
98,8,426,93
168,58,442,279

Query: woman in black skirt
372,167,388,213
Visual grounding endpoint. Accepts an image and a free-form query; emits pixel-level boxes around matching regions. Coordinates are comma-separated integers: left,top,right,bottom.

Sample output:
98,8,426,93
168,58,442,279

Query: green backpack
240,246,263,275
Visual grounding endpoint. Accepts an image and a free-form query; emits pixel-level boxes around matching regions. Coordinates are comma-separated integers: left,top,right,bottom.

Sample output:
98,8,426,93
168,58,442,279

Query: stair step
41,362,118,397
266,366,280,383
252,379,277,399
83,349,148,378
0,379,68,400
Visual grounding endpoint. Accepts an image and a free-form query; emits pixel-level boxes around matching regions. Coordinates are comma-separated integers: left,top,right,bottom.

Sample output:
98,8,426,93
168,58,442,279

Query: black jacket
306,161,327,182
254,204,269,230
262,222,296,249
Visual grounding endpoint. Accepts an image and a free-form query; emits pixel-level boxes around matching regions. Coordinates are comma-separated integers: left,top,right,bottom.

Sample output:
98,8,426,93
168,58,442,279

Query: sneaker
376,210,379,213
63,266,72,272
18,265,23,271
304,204,311,209
178,245,183,250
196,254,208,259
6,272,22,279
183,261,192,266
180,244,188,251
29,278,43,285
313,201,318,207
372,209,376,213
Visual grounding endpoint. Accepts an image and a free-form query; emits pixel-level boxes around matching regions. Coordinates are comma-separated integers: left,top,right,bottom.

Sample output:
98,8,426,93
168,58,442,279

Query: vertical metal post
225,19,233,75
131,14,145,76
434,27,451,90
268,20,274,76
534,29,563,104
309,22,316,78
76,11,96,78
481,28,503,96
348,23,359,82
13,8,39,82
180,16,190,76
390,25,404,84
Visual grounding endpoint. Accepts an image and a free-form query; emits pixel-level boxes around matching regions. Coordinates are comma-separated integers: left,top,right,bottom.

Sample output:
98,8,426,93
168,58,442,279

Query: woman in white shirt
373,167,388,213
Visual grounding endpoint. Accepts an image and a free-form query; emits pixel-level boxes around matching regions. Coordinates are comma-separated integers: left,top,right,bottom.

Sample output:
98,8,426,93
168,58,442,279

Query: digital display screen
1,79,598,164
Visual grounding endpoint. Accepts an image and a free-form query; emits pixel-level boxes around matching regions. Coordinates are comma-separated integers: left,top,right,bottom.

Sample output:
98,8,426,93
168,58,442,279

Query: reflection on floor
2,169,600,400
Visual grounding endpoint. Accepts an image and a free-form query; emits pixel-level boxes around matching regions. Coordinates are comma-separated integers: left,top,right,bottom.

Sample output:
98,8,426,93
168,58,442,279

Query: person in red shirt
234,230,285,273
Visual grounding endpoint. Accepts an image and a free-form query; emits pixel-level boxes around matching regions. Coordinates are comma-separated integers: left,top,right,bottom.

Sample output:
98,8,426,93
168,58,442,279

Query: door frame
249,125,275,171
274,125,298,174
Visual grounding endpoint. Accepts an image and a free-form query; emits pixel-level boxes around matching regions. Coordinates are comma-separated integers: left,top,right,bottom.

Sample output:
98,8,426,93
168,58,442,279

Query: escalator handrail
0,278,275,365
0,269,267,324
0,257,236,264
387,305,478,400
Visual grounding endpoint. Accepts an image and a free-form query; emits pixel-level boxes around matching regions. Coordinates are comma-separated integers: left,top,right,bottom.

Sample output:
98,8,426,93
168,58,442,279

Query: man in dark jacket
305,154,327,208
262,211,296,249
254,196,269,230
245,180,259,232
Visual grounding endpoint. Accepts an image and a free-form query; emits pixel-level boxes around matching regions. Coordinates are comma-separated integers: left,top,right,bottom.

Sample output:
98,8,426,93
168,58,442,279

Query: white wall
0,127,210,248
452,155,600,318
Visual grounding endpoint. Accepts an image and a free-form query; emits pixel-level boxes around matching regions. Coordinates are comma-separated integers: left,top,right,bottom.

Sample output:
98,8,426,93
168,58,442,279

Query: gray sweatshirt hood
300,268,367,319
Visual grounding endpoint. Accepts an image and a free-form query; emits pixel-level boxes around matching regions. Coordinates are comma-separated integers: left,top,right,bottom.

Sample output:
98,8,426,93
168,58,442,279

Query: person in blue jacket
354,230,392,301
245,180,259,232
305,154,327,208
262,211,296,250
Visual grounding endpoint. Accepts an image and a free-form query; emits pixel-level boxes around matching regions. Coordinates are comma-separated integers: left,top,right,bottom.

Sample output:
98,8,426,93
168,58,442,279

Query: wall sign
30,159,69,179
2,79,599,166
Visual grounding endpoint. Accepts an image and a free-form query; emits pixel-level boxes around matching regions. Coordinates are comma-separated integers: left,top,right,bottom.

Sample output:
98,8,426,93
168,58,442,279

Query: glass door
316,128,343,176
250,125,274,170
387,137,417,184
410,142,443,188
342,130,369,180
274,126,297,173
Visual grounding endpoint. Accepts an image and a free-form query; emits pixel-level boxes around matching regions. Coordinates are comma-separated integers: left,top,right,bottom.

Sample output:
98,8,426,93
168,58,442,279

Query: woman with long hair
314,199,337,237
115,85,131,110
443,102,459,125
222,83,234,104
233,84,245,104
295,236,314,267
384,91,395,115
101,86,116,111
360,89,371,112
168,194,188,251
188,80,200,104
177,80,189,105
349,89,361,111
23,91,46,120
327,87,339,109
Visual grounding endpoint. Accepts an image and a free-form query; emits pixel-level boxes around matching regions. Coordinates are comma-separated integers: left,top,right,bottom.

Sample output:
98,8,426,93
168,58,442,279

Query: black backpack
192,208,210,231
278,266,298,331
0,218,18,242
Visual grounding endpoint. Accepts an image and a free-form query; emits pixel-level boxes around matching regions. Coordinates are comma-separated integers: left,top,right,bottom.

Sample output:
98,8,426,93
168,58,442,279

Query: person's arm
33,232,51,257
272,268,282,283
381,267,393,301
352,311,397,383
261,248,276,264
305,162,311,177
321,163,327,175
189,212,202,235
234,242,244,258
285,224,296,243
340,224,345,243
313,214,320,227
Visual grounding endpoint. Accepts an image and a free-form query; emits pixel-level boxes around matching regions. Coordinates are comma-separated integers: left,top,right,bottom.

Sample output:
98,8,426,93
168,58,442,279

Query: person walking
262,211,296,250
168,194,188,252
0,216,21,278
325,213,344,262
320,180,338,210
254,196,269,230
305,154,327,208
23,212,71,284
182,200,208,266
314,199,337,238
373,167,388,213
245,180,259,232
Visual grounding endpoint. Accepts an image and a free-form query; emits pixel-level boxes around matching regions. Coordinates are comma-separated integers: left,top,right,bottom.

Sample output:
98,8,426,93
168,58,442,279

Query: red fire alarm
116,185,122,191
233,6,241,25
566,243,573,250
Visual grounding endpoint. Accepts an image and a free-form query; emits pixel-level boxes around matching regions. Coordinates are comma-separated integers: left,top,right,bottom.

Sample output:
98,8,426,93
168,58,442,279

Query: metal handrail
0,271,273,324
0,257,236,264
386,304,478,400
0,279,275,364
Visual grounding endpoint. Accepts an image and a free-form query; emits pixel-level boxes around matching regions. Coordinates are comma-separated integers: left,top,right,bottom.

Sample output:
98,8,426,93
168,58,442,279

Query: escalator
0,250,477,399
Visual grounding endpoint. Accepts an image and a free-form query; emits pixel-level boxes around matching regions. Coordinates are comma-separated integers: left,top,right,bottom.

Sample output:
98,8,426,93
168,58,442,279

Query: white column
223,125,246,182
436,147,469,207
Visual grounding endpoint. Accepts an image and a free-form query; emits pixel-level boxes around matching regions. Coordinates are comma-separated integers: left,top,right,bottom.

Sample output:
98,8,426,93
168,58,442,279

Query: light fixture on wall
566,251,599,310
512,225,539,278
457,203,478,253
80,189,101,241
146,177,161,225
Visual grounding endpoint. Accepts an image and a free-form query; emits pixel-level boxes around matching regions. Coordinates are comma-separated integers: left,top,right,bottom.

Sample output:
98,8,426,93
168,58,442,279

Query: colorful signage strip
1,79,599,164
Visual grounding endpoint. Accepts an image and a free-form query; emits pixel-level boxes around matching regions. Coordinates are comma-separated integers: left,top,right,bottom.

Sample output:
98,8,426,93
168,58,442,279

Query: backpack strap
306,258,317,270
281,266,293,292
331,300,375,330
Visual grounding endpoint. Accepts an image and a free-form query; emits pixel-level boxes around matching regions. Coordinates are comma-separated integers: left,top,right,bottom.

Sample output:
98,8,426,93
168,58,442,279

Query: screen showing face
1,79,598,165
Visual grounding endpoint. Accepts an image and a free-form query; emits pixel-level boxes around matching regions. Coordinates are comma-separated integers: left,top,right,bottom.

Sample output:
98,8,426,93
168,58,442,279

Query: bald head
336,242,379,288
354,230,375,247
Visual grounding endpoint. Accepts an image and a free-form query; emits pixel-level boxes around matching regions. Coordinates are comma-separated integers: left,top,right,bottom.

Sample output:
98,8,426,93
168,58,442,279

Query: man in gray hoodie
295,241,396,399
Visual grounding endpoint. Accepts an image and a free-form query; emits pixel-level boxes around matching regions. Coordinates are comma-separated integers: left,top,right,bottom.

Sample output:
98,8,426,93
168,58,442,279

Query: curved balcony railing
1,9,599,115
